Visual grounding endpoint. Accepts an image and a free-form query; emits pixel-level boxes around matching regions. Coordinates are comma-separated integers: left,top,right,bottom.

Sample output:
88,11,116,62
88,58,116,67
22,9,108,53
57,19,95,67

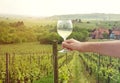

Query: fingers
62,42,73,51
62,41,72,49
62,42,69,48
67,48,73,51
62,39,75,48
62,39,76,51
64,38,75,43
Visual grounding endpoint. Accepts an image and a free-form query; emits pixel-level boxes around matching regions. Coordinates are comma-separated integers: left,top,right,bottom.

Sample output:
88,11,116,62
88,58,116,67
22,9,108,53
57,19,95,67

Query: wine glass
57,20,73,53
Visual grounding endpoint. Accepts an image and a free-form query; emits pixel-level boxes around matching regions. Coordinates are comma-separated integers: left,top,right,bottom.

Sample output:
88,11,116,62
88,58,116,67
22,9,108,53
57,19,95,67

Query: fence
0,52,52,83
79,53,120,83
0,40,71,83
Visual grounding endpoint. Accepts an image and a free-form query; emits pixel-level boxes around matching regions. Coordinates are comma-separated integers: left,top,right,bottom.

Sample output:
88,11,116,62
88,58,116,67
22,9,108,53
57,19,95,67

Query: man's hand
62,39,85,52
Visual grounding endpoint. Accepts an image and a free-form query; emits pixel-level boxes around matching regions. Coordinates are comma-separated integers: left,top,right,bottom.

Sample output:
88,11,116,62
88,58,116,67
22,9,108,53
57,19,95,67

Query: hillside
1,13,120,21
49,13,120,21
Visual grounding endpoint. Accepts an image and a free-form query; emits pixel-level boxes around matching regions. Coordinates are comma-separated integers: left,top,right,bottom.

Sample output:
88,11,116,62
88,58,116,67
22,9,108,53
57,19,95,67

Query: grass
69,54,96,83
73,55,88,83
0,42,52,54
33,74,54,83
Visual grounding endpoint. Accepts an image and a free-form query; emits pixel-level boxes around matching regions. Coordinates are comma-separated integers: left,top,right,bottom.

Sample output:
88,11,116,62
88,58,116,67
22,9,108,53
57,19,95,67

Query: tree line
0,20,89,44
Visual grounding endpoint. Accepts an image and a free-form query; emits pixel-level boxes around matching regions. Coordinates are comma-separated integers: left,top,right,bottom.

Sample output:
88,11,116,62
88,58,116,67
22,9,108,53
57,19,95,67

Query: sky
0,0,120,17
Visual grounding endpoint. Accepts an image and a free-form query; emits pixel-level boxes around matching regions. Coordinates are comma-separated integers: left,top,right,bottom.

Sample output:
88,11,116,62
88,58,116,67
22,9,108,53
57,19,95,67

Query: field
0,42,98,83
1,42,120,83
0,42,53,83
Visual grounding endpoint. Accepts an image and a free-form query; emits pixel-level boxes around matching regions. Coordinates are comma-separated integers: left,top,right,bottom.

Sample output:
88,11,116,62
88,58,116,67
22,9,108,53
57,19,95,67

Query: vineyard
0,41,120,83
79,53,120,83
0,42,78,83
0,42,53,83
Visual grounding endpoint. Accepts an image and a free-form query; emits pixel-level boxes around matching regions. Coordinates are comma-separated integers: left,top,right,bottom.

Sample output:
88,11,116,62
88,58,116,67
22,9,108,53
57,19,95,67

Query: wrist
82,42,101,53
78,42,96,52
77,42,89,52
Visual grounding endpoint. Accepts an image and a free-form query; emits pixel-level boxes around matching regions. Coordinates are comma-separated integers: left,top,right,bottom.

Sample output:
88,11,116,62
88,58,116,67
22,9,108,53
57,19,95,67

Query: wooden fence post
53,40,58,83
6,53,9,83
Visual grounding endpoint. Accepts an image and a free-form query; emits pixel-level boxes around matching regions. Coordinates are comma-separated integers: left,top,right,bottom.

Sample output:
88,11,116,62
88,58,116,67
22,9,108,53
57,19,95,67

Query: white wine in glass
57,20,73,53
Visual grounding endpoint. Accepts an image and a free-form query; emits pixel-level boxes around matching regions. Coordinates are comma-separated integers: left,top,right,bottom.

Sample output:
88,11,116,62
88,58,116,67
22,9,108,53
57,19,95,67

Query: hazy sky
0,0,120,17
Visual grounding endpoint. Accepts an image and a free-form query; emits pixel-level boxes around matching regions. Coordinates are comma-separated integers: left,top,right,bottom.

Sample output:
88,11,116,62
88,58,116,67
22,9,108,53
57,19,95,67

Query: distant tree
87,21,90,24
78,19,82,23
108,29,112,36
39,32,62,44
103,31,109,39
9,21,24,27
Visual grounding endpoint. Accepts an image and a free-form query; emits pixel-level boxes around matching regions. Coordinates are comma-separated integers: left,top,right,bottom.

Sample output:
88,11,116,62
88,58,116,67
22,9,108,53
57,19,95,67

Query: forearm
81,40,120,58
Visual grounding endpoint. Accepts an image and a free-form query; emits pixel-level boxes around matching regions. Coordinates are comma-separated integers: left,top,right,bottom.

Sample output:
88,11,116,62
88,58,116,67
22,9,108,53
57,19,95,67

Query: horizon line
1,12,120,18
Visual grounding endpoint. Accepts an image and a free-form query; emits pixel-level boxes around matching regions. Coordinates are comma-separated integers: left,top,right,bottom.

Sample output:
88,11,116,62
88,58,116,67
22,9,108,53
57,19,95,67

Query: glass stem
63,38,66,41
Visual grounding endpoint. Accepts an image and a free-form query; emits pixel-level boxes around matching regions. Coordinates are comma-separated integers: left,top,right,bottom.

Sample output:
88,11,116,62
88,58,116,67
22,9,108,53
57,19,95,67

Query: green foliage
0,17,90,44
39,32,62,44
34,74,54,83
0,21,36,44
80,53,120,83
69,26,89,41
0,43,53,83
1,17,120,44
0,42,75,83
103,32,109,39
